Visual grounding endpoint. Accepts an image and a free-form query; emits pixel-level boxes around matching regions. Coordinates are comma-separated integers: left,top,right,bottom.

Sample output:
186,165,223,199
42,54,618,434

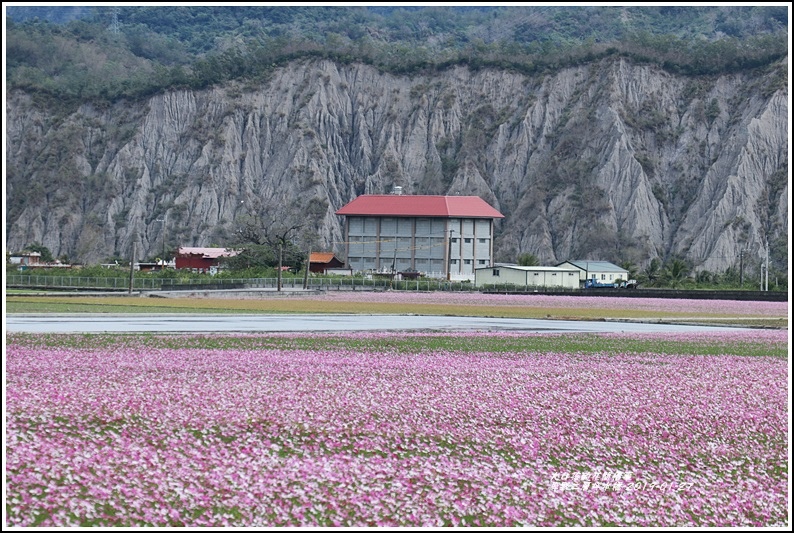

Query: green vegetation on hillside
6,6,788,105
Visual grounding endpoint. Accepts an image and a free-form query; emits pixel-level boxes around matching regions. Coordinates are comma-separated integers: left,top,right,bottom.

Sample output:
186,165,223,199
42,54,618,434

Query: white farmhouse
474,265,581,289
556,260,630,286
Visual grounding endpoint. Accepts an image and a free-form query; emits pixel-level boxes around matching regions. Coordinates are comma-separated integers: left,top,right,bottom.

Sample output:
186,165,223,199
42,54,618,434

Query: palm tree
662,257,691,288
517,252,540,266
641,258,661,286
695,270,713,285
620,260,639,281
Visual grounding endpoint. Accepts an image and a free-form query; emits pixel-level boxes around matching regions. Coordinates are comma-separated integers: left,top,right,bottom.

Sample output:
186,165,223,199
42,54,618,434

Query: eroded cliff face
5,57,788,272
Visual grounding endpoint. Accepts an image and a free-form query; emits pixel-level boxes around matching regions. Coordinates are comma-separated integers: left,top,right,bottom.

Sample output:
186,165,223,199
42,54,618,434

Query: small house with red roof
309,252,345,274
175,247,238,273
335,193,504,280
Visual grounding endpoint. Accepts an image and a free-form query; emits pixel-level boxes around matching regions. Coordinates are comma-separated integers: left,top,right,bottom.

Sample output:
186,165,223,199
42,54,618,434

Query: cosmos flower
5,331,787,527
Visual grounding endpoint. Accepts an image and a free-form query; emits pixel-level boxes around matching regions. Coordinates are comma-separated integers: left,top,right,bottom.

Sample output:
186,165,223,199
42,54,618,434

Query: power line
330,232,453,245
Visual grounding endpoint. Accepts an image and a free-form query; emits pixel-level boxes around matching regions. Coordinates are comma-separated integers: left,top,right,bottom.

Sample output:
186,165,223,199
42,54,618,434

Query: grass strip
5,295,774,319
6,332,788,358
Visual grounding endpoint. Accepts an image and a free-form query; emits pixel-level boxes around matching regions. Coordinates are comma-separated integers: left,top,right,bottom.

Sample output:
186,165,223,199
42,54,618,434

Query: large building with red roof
335,194,504,280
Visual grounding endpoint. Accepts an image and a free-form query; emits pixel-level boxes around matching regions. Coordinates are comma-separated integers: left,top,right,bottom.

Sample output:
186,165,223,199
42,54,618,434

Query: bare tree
270,222,303,291
232,200,304,291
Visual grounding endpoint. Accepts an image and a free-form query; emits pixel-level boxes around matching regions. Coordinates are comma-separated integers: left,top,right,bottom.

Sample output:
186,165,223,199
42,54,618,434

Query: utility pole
128,234,137,295
765,241,769,291
447,228,455,281
277,240,283,292
739,249,745,286
270,222,302,293
156,214,167,269
390,247,397,290
303,248,311,290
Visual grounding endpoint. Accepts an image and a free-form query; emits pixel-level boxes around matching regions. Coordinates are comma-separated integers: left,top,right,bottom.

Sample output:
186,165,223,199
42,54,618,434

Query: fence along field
6,274,787,301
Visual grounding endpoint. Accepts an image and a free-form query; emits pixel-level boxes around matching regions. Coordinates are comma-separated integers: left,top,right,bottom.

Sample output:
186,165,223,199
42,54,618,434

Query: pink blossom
5,331,787,527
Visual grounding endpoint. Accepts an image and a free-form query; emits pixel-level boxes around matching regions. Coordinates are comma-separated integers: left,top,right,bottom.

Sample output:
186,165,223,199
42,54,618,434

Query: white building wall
525,270,580,288
556,261,629,283
475,267,581,288
475,267,525,286
588,271,628,282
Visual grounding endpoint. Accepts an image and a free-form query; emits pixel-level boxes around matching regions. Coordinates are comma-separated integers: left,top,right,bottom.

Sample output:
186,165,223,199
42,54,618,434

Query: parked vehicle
584,279,638,289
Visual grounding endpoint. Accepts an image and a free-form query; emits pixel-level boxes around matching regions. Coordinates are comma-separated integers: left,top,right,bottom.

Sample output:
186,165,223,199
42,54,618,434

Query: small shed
309,252,345,274
9,251,42,266
475,265,581,289
175,247,237,272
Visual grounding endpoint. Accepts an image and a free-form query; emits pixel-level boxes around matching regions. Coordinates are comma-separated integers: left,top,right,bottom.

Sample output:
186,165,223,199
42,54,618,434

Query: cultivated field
5,329,789,527
5,291,789,328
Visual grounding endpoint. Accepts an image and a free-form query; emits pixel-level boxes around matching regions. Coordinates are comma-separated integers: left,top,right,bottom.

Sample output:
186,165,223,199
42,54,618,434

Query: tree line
6,6,788,106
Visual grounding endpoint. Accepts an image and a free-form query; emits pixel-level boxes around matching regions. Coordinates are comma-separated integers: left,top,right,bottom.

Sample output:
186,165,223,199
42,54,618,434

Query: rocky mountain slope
5,57,788,273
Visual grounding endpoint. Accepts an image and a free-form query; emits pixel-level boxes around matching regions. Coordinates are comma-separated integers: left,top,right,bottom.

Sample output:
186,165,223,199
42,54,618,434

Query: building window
492,269,500,276
450,238,458,243
464,259,471,265
478,260,487,265
601,274,606,280
450,259,458,264
478,238,487,243
464,238,472,243
533,273,539,276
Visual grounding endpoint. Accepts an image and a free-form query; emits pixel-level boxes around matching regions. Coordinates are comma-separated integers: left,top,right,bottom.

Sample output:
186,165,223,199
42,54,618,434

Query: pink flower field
316,291,787,316
5,331,789,527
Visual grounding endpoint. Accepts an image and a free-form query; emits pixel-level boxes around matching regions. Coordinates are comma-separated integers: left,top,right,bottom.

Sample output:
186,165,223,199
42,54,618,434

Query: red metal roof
177,247,238,259
309,252,342,264
335,195,504,218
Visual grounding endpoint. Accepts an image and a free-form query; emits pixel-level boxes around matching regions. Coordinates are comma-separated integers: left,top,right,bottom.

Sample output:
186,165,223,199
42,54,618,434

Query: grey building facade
336,195,505,280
